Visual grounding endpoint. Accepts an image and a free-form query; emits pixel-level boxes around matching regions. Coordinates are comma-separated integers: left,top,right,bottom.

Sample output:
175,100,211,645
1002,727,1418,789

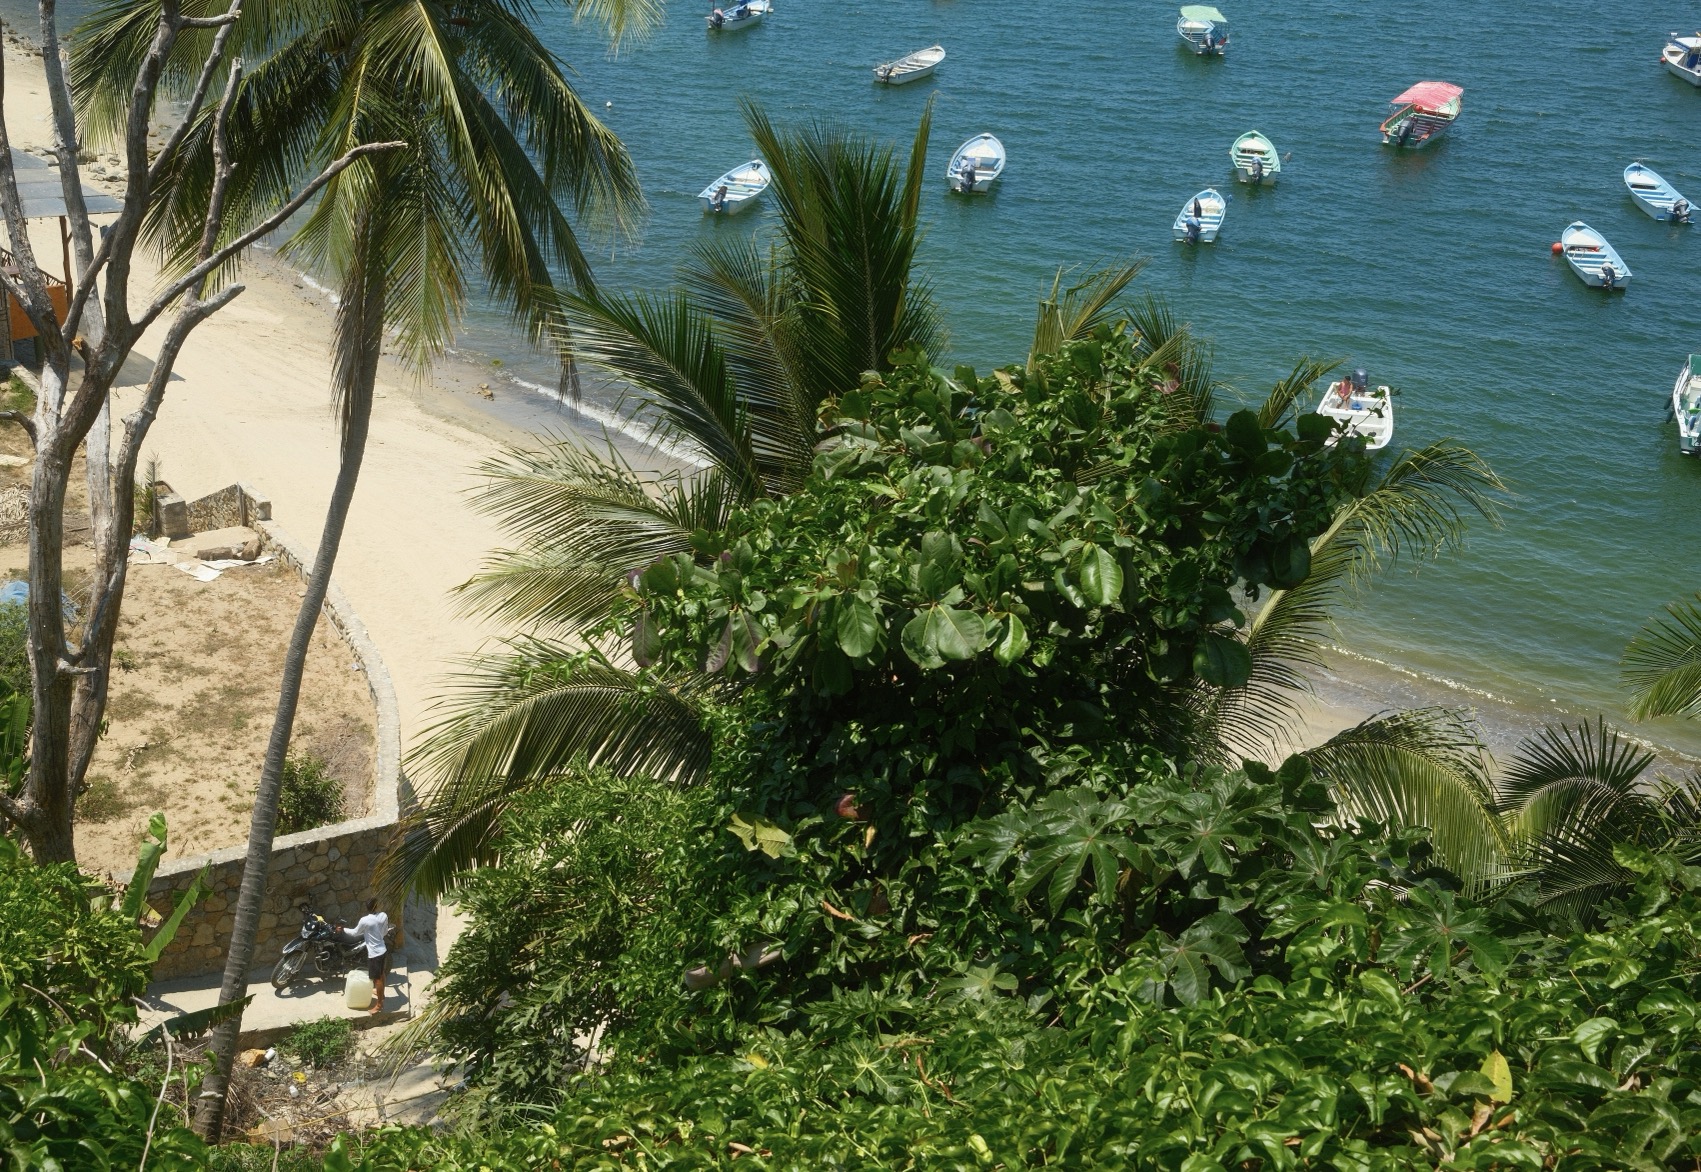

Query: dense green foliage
277,753,347,835
282,1016,356,1069
0,836,208,1167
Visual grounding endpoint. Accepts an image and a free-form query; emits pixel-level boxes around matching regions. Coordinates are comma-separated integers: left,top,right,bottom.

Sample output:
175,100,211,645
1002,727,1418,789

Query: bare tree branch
0,412,38,447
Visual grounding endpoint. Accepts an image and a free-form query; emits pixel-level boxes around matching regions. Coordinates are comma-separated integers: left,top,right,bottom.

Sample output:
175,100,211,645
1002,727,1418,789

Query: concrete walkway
141,956,415,1049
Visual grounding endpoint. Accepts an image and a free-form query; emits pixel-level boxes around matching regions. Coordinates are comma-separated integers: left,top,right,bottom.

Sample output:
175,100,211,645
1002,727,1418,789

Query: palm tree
73,0,644,1140
387,104,950,894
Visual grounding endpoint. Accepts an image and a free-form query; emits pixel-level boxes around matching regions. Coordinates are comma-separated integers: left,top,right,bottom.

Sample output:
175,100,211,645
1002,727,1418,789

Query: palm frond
1257,356,1340,431
1303,708,1506,891
395,645,716,897
458,441,735,628
559,291,766,496
1622,595,1701,720
1028,259,1146,369
1126,294,1215,423
1206,441,1505,759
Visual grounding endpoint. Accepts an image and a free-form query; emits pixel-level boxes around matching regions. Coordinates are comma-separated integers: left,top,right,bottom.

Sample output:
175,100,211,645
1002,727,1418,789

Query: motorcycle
270,906,394,990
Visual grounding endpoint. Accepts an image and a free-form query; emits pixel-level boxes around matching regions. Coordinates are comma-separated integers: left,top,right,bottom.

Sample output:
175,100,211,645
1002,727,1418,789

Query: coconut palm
73,0,643,1139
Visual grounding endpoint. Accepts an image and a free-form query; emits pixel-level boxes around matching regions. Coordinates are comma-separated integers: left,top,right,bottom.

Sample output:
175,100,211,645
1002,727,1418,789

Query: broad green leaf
993,614,1030,666
1193,633,1252,687
1077,543,1123,607
728,814,791,858
836,597,881,659
1571,1017,1617,1065
928,606,986,662
901,611,944,669
145,866,210,962
122,813,169,921
631,609,662,668
1480,1050,1513,1103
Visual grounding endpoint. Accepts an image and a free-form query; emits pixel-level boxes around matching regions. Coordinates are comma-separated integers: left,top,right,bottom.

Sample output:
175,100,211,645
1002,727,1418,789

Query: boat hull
699,193,762,213
1677,361,1701,455
878,64,936,84
1231,165,1277,186
1173,189,1225,242
1316,382,1393,451
1176,26,1226,54
706,2,768,30
1381,117,1456,149
1663,50,1701,86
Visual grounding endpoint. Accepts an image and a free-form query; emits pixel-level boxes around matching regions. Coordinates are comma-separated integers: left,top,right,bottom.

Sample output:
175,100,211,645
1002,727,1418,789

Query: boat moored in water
1675,355,1701,455
1176,6,1229,55
706,0,769,30
1380,81,1462,148
1173,188,1225,242
1560,222,1632,291
1663,33,1701,85
1230,131,1279,184
1624,163,1692,222
698,160,771,213
874,44,945,85
1316,370,1393,451
947,134,1005,193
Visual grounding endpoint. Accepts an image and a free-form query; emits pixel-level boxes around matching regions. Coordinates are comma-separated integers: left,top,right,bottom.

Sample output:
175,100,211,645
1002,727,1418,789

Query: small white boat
1173,188,1225,242
1316,371,1393,451
1560,222,1632,291
946,134,1004,193
706,0,769,30
1176,5,1228,55
698,160,770,214
1662,33,1701,86
1623,163,1692,223
874,44,944,85
1675,355,1701,455
1230,130,1279,185
1380,81,1462,148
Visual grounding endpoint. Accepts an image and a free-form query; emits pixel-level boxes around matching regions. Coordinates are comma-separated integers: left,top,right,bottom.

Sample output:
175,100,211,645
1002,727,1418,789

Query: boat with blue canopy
1675,355,1701,455
1663,33,1701,86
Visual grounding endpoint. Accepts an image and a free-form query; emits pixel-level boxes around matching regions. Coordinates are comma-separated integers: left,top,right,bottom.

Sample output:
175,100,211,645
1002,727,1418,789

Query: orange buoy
1550,241,1563,254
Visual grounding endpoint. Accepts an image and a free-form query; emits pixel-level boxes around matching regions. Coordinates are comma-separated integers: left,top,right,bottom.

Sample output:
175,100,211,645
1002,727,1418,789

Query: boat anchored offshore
1173,188,1225,242
1560,222,1632,291
874,45,945,85
1623,163,1692,223
1662,33,1701,86
1230,131,1279,185
947,134,1005,193
706,0,769,30
1380,81,1462,148
1316,370,1393,451
1675,355,1701,456
1176,6,1229,55
699,160,770,214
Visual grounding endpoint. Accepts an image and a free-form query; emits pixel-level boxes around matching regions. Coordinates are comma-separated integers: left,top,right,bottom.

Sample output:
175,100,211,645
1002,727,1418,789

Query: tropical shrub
277,753,346,835
281,1016,355,1069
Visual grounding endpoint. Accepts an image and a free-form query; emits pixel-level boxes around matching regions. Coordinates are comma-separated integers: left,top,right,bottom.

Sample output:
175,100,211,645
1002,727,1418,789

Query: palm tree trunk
194,217,386,1141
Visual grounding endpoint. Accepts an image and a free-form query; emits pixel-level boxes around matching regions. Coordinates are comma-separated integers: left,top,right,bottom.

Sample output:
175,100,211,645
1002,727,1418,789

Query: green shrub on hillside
277,753,345,835
282,1016,354,1069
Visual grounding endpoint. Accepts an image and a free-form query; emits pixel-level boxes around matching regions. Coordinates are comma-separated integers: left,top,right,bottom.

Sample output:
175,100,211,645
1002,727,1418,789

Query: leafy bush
277,753,345,835
281,1016,354,1069
208,1143,324,1171
0,600,28,702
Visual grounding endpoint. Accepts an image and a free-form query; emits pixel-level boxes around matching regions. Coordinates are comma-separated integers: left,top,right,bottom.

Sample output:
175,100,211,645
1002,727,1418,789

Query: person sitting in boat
729,2,748,17
958,160,977,193
711,184,729,212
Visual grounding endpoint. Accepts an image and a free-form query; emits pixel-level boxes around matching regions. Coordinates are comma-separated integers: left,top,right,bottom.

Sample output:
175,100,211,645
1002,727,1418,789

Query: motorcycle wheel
271,951,306,990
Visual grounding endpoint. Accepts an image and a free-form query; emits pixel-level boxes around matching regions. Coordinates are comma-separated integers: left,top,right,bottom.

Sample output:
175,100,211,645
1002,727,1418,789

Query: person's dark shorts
366,950,387,980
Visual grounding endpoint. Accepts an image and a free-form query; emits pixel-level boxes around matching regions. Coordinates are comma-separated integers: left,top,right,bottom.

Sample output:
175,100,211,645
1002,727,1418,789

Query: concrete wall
125,516,406,981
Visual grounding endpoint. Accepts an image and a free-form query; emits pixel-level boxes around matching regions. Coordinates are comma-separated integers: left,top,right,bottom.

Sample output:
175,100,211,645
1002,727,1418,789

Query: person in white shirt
338,899,391,1014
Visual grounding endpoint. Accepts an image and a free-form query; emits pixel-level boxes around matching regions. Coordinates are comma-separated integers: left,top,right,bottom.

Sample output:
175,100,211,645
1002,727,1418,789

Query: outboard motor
1250,157,1263,183
1398,120,1416,145
1184,216,1201,243
709,8,724,26
1351,369,1369,397
1599,261,1618,289
1674,198,1692,224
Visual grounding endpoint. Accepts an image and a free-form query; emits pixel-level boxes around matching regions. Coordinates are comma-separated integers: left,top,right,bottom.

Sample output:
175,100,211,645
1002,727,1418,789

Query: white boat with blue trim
1173,188,1225,242
706,0,769,30
947,134,1004,194
1674,355,1701,455
1663,33,1701,85
1316,371,1393,451
1177,5,1229,54
1561,222,1631,291
1230,130,1279,185
1623,163,1692,223
874,45,944,85
698,160,770,214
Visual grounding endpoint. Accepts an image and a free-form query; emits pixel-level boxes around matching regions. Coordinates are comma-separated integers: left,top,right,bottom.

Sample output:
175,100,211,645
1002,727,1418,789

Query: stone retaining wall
124,515,406,981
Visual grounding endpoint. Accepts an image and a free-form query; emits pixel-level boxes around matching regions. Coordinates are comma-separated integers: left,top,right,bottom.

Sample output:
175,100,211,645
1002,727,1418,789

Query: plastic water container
343,968,373,1010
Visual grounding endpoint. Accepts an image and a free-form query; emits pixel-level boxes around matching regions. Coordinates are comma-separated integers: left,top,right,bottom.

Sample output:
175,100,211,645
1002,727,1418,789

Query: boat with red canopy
1380,81,1463,149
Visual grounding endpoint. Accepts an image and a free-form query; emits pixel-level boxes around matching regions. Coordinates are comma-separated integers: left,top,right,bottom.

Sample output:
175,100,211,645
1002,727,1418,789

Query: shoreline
0,42,1694,790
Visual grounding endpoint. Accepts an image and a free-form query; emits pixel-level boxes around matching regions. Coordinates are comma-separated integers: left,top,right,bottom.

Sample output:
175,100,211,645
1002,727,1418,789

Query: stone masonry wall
121,513,405,981
183,482,272,533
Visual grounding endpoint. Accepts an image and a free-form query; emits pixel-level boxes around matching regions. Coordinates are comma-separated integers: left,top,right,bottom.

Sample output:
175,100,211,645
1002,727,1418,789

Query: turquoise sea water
22,0,1701,747
471,0,1701,751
